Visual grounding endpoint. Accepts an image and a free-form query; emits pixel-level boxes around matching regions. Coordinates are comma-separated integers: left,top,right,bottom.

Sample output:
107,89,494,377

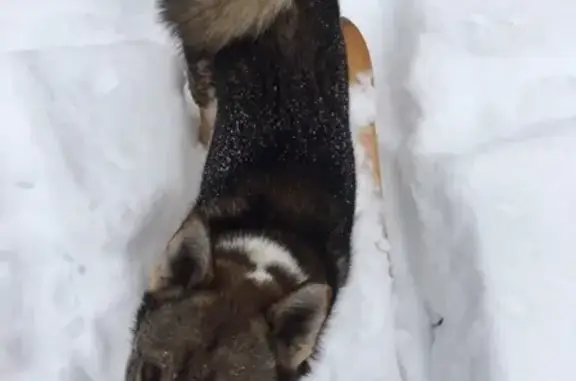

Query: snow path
0,41,204,380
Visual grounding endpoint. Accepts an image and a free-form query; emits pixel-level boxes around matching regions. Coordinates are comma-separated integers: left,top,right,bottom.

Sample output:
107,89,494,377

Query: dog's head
126,212,330,381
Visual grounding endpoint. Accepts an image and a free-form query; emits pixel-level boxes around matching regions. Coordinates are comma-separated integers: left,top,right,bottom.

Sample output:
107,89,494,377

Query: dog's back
198,0,354,204
196,0,356,289
126,1,356,380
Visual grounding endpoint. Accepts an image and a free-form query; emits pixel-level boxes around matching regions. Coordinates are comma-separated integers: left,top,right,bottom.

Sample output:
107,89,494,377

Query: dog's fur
161,0,295,54
161,0,298,143
125,0,355,380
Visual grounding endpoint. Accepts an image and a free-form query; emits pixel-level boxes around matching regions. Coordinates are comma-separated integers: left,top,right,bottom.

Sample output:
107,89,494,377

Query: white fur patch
216,235,307,284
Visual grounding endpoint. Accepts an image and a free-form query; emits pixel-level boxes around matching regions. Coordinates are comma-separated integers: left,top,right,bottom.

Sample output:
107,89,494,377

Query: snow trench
377,0,576,381
2,0,576,381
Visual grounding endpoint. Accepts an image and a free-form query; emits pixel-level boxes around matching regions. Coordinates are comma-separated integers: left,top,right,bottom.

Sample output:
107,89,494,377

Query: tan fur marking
169,0,295,53
199,98,217,146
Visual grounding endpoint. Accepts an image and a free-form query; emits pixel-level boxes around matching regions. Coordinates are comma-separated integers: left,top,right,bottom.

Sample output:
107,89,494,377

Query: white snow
377,0,576,381
0,4,205,379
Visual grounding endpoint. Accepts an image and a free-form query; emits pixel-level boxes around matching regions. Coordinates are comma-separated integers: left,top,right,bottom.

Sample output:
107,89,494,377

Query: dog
125,0,356,380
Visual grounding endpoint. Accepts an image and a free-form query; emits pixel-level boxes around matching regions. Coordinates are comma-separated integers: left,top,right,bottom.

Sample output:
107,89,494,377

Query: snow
3,0,576,381
377,0,576,381
0,7,205,378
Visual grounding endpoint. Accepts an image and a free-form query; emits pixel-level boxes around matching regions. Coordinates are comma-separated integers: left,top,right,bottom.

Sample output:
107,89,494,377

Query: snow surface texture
0,39,205,381
0,1,396,381
377,0,576,381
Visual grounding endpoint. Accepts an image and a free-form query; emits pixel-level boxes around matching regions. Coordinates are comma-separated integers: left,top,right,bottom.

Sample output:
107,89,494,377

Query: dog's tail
161,0,295,53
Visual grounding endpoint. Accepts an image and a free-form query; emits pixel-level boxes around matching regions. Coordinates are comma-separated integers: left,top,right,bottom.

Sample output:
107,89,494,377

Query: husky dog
125,0,356,380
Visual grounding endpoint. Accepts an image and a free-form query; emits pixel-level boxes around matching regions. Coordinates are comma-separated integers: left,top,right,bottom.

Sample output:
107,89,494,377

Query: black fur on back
194,0,356,305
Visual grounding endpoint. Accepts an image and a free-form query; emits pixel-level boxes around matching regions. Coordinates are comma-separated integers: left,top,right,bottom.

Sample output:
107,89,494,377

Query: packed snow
378,0,576,381
2,0,575,381
0,42,205,381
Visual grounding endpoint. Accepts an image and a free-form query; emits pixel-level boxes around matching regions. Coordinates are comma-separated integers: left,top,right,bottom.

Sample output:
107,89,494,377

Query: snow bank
379,0,576,380
0,4,205,378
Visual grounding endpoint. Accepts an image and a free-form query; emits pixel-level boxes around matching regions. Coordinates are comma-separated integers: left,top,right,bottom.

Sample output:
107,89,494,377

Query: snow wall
374,0,576,381
0,1,206,380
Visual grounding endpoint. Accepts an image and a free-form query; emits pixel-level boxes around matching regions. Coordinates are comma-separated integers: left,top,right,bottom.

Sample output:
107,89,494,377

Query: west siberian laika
125,0,356,380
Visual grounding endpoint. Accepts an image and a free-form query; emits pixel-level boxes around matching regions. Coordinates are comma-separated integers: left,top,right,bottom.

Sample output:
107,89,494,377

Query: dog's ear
267,283,331,370
148,213,212,293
